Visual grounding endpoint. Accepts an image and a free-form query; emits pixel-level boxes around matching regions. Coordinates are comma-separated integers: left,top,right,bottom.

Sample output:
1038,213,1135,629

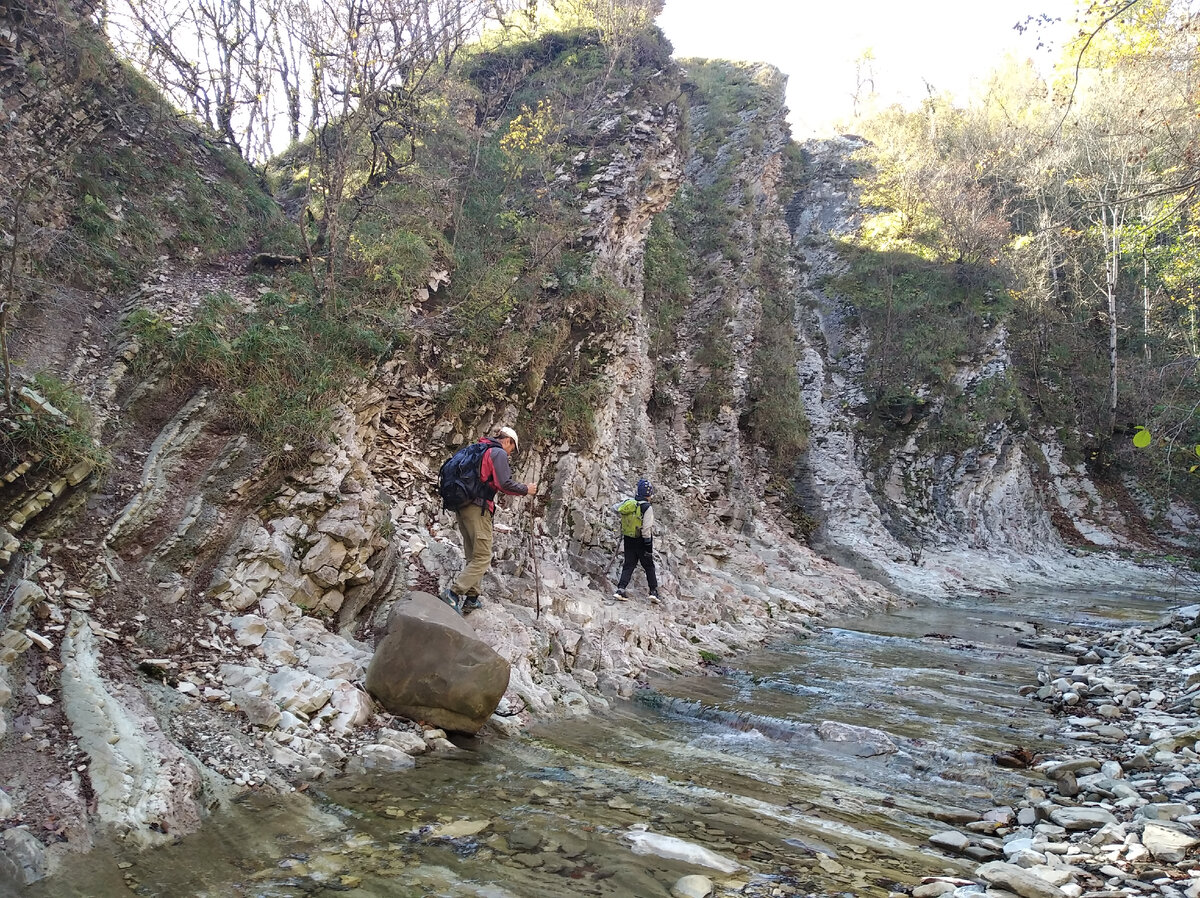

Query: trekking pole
658,543,675,599
528,500,542,619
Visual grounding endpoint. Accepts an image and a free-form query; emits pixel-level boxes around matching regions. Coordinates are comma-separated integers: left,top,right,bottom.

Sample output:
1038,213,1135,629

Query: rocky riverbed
14,577,1200,898
908,601,1200,898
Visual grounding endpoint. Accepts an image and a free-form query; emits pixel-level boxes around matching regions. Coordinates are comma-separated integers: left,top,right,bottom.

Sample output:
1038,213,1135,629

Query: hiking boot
439,588,462,613
461,596,483,615
649,591,660,604
613,590,628,601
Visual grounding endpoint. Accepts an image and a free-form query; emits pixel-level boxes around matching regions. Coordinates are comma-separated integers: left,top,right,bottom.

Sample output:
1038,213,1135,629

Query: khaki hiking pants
452,502,493,597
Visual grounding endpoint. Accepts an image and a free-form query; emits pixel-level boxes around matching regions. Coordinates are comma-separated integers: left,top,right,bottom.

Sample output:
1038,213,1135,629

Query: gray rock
1109,782,1139,801
1008,848,1047,868
0,826,45,886
346,744,416,773
933,807,985,825
1002,837,1035,857
930,830,972,853
1142,821,1200,862
984,807,1015,826
1137,802,1192,821
377,728,427,755
671,874,714,898
509,828,543,851
976,861,1066,898
815,720,897,756
230,688,282,729
267,669,333,715
913,883,958,898
229,614,268,646
1048,806,1117,830
1172,604,1200,622
557,832,588,858
1056,772,1079,797
1162,773,1194,793
1042,759,1101,777
964,845,997,861
1087,822,1126,846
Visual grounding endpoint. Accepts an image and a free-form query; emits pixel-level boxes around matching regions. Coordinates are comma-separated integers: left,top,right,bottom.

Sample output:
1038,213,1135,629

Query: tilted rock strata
0,36,1191,894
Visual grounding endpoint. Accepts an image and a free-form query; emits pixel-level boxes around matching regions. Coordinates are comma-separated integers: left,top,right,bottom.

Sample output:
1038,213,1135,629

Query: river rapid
26,582,1198,898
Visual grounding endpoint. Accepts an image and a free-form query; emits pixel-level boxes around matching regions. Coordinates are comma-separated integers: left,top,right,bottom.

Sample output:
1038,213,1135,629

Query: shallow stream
28,583,1197,898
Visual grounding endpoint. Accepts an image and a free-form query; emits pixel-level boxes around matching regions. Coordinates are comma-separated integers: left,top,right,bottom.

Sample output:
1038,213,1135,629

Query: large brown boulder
365,591,510,734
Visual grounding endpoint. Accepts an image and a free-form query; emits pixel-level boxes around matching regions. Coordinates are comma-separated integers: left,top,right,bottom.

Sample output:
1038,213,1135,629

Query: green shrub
643,213,689,359
745,233,808,460
133,291,399,467
60,135,287,290
351,227,442,299
828,244,1008,399
0,374,108,474
558,378,604,445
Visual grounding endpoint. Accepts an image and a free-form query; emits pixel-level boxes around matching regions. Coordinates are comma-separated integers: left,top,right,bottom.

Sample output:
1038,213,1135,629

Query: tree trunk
1106,205,1119,434
1143,253,1151,363
1,176,34,407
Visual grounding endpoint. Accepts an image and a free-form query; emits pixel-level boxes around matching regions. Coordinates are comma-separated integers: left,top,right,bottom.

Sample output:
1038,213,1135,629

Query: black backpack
438,441,490,511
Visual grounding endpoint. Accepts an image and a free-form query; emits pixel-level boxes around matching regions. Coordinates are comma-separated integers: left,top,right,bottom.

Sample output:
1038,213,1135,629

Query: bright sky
656,0,1079,135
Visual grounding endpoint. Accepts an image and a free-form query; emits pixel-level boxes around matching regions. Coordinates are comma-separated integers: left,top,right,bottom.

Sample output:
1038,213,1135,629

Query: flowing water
27,583,1197,898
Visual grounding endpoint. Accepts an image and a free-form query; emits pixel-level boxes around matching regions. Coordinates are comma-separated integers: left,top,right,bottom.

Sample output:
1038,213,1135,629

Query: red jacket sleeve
482,446,528,496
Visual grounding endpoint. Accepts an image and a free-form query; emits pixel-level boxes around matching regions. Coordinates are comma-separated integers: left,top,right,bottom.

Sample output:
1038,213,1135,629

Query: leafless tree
282,0,520,301
549,0,661,43
108,0,517,162
107,0,284,156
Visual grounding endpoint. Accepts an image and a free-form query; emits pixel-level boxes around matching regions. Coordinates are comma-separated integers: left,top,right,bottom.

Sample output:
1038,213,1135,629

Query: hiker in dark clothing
612,477,658,602
442,426,537,615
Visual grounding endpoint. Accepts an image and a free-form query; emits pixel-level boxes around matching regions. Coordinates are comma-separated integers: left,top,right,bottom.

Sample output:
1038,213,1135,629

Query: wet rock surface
22,585,1200,898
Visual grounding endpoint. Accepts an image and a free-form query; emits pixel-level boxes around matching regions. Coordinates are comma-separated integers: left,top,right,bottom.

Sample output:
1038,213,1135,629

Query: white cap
496,426,519,452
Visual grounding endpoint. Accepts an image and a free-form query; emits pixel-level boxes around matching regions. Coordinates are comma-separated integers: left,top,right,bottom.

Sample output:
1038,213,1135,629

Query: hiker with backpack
438,426,537,615
611,477,658,602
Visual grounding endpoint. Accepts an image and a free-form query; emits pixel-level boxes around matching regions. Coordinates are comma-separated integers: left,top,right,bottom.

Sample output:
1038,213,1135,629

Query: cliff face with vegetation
788,139,1103,596
0,1,1194,885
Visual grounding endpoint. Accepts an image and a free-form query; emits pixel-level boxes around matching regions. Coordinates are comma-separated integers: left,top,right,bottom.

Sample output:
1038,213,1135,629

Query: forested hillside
4,0,678,474
839,3,1200,524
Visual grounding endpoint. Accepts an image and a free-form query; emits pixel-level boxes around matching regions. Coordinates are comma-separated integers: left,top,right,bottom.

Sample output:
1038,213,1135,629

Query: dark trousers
617,536,658,594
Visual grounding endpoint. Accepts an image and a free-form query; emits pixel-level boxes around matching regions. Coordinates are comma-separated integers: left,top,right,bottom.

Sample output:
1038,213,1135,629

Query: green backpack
616,498,648,537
